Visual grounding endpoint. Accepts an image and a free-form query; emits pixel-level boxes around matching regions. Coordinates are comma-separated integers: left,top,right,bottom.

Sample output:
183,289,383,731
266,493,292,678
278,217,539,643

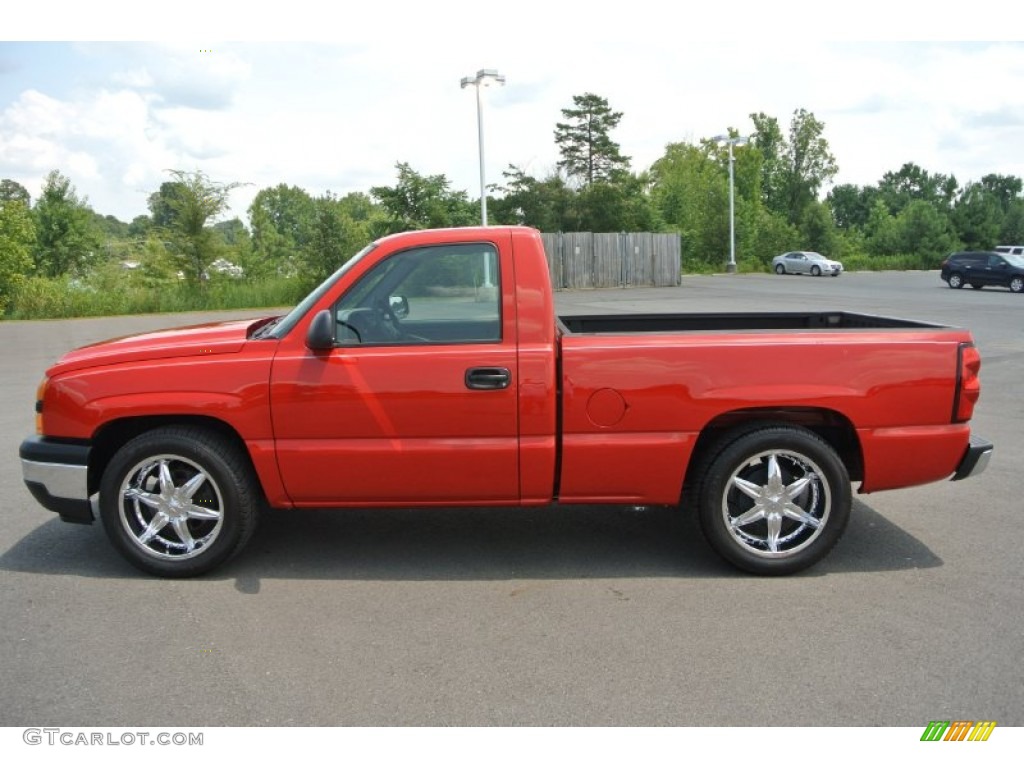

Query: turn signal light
35,377,47,435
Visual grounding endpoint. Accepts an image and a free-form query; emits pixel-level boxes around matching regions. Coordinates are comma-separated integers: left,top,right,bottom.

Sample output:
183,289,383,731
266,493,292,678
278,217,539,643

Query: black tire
948,272,964,289
810,265,821,276
1010,276,1024,293
696,425,851,575
99,426,259,577
774,264,785,275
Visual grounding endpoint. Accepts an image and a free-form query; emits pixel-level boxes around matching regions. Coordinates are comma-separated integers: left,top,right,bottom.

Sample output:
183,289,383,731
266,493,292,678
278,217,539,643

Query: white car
772,251,843,277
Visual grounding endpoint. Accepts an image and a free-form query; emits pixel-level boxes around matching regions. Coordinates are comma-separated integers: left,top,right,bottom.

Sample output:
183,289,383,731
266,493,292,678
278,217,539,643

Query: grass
5,276,309,320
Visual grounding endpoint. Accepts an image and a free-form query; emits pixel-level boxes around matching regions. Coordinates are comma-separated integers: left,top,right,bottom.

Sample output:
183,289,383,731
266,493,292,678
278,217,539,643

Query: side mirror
389,295,410,319
305,309,335,350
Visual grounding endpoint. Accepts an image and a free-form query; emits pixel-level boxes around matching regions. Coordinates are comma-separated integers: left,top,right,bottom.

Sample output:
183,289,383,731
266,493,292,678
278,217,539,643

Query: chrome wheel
100,427,259,577
720,449,830,558
948,272,964,289
119,454,224,561
696,425,851,575
1010,276,1023,293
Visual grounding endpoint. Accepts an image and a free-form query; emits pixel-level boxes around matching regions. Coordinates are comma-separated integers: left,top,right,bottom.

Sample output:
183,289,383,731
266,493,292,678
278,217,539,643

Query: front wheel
99,426,259,577
810,265,822,276
1010,276,1024,293
697,426,851,575
774,264,785,275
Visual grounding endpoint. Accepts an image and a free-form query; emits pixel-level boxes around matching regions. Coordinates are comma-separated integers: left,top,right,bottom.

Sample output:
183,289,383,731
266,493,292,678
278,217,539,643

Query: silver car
772,251,843,276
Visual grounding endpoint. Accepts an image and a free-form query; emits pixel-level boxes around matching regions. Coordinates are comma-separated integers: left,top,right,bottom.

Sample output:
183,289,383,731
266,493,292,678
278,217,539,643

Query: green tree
877,162,958,216
893,200,958,262
864,198,899,256
128,215,153,239
827,183,878,230
156,170,244,283
800,201,836,255
574,175,657,232
32,170,100,277
248,184,316,278
750,110,837,225
978,173,1021,213
302,193,369,283
749,113,787,217
1,179,31,206
554,93,631,187
783,109,838,223
0,198,36,312
952,182,1001,249
650,141,728,268
147,181,188,228
370,162,476,233
490,165,576,231
1000,201,1024,244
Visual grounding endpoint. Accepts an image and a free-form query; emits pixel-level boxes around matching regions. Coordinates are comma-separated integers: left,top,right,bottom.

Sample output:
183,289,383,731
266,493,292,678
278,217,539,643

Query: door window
334,243,501,345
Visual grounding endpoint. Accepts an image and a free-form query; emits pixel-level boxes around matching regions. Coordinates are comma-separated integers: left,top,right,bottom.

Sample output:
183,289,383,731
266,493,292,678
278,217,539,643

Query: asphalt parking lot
1,270,1021,726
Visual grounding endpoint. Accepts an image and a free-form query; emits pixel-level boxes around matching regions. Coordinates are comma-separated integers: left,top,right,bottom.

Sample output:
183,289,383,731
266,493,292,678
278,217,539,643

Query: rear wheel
774,264,785,275
696,425,851,575
99,426,259,577
948,272,964,289
1010,276,1024,293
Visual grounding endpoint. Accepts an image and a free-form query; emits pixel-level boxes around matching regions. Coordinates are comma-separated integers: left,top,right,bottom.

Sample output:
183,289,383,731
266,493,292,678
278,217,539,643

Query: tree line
2,92,1023,316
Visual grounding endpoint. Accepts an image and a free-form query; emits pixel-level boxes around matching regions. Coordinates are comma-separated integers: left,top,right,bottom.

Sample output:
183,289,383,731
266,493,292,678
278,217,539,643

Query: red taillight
953,343,981,422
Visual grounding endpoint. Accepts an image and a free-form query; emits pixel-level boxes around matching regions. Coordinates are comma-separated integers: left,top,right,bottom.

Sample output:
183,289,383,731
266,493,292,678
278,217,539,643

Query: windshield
263,242,378,339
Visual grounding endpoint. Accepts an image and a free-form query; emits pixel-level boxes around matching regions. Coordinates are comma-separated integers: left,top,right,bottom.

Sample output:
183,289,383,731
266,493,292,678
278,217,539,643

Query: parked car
940,250,1024,292
772,251,843,276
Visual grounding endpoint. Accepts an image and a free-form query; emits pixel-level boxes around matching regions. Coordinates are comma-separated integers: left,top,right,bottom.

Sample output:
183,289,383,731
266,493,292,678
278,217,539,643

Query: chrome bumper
951,435,993,481
20,436,95,523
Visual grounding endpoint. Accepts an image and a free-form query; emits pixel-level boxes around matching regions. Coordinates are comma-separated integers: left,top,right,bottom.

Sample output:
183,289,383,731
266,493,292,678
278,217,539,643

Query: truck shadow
1,499,941,587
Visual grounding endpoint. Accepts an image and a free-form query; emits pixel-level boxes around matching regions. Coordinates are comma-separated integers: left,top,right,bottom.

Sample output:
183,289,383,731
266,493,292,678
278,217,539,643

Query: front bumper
951,434,993,481
20,436,94,523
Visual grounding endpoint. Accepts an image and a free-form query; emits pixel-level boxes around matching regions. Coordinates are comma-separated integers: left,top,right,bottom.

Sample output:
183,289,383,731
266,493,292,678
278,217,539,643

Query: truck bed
558,311,942,334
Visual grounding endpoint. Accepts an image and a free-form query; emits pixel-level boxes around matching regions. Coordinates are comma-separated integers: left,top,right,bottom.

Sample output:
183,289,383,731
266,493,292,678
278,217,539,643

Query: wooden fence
539,233,681,290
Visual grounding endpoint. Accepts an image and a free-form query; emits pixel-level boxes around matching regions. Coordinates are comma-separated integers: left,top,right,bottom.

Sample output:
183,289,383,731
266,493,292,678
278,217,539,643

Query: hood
48,317,271,376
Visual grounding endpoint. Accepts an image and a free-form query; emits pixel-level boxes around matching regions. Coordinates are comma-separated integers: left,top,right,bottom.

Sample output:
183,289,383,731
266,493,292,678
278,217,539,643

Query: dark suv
940,250,1024,293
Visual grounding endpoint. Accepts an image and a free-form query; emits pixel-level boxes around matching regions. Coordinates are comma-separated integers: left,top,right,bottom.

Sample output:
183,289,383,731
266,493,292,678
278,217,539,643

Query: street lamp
460,68,505,227
713,134,751,274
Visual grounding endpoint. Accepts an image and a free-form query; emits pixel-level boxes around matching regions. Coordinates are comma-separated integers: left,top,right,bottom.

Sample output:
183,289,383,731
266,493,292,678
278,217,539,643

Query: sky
2,2,1023,224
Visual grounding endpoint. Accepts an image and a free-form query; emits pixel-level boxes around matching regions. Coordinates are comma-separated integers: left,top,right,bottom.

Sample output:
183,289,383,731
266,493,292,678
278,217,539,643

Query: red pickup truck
20,226,992,577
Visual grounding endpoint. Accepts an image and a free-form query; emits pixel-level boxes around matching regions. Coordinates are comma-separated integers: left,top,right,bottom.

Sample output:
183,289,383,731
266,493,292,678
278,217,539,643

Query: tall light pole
713,134,750,274
460,68,505,227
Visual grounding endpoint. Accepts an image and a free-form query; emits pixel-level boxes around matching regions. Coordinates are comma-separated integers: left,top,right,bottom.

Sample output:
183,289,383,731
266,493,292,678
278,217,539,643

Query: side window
334,243,501,345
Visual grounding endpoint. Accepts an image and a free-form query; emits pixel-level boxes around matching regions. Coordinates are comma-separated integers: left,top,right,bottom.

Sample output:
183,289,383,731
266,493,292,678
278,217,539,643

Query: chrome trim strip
21,459,88,501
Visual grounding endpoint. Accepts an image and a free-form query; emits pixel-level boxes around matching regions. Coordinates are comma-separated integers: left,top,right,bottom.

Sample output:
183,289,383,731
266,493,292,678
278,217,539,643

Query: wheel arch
88,416,266,504
682,407,863,502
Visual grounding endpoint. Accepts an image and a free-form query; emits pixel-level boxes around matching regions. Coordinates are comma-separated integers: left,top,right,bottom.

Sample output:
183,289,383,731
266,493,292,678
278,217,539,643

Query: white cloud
1,39,1023,223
